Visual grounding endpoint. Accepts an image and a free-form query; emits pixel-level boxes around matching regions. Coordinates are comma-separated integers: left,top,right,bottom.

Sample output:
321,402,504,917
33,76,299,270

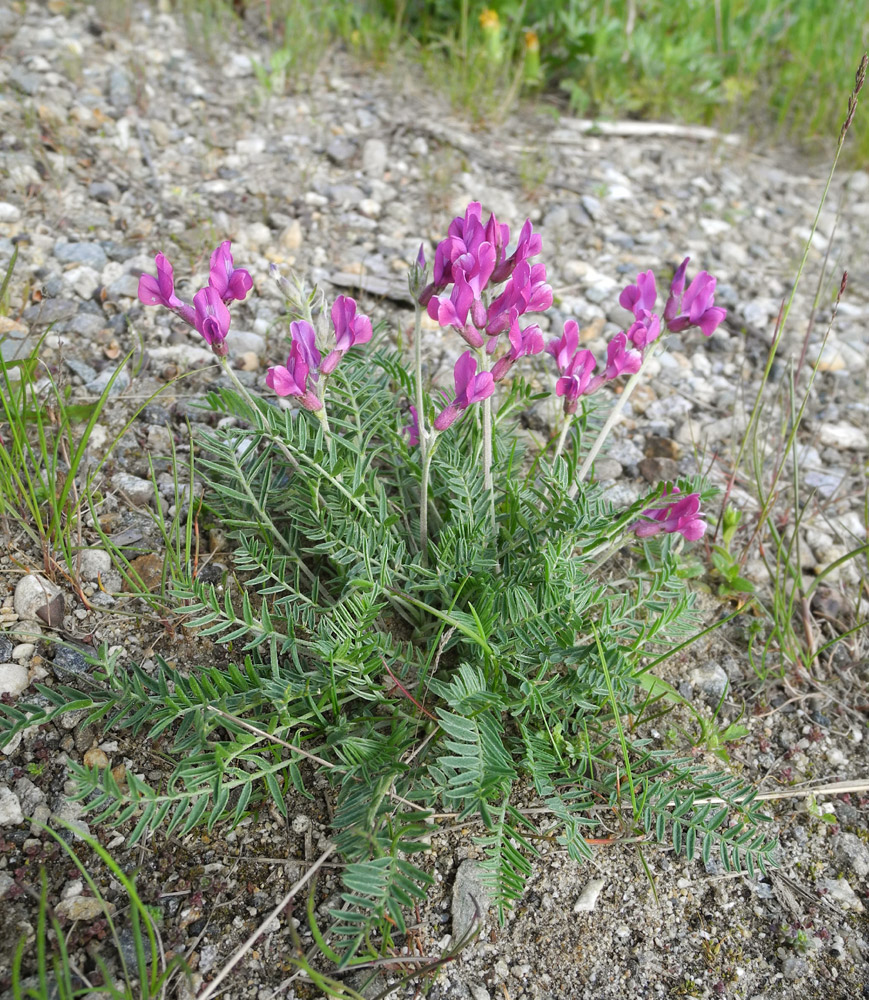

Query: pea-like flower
320,296,372,374
289,320,322,376
664,258,727,337
428,271,485,349
604,331,642,379
193,286,232,357
632,487,707,541
137,252,195,326
265,341,322,411
491,321,543,382
546,319,580,374
490,218,543,284
486,260,552,335
209,241,253,303
626,314,661,351
433,352,495,431
555,349,603,414
619,270,657,320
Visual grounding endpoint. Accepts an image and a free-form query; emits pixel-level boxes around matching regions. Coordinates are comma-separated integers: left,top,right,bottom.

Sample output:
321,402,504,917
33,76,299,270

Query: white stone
358,198,381,219
0,662,30,696
0,787,24,826
56,896,113,920
236,136,266,156
63,265,101,300
818,422,868,450
700,218,731,236
244,222,272,248
13,574,61,620
819,878,864,912
11,643,35,660
573,878,606,912
62,879,84,899
0,202,22,223
78,548,112,581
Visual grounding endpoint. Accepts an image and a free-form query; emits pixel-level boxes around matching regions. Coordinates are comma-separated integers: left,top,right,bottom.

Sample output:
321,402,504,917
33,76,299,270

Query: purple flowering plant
129,212,775,956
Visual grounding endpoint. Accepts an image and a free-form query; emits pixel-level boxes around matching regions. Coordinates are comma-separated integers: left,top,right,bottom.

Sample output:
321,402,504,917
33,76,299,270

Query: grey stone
0,787,24,826
591,457,622,481
326,183,364,206
688,661,729,703
108,67,132,108
85,366,131,396
833,833,869,878
743,297,780,329
803,469,847,498
65,358,98,383
14,776,45,815
585,281,617,304
326,137,356,165
10,70,40,95
0,325,33,361
580,195,602,220
51,797,90,839
112,472,154,505
781,956,809,981
0,636,12,661
106,274,140,300
66,312,107,337
22,299,79,325
228,329,266,356
13,574,61,621
0,662,29,697
362,138,388,176
88,180,120,203
451,860,490,945
52,645,91,676
54,241,108,271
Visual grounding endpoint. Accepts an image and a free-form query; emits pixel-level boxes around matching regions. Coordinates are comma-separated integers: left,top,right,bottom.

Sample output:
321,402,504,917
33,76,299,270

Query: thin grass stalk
714,53,867,541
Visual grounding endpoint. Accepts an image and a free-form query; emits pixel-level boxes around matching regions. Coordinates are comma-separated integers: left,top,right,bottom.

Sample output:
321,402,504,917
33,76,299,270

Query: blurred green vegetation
177,0,868,157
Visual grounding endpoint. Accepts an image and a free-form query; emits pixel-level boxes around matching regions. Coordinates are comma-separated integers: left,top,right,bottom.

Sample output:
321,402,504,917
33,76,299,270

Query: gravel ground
1,2,868,998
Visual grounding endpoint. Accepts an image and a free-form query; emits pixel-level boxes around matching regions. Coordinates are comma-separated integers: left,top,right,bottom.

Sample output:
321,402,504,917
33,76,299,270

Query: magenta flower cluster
419,201,551,430
138,242,252,357
265,296,372,411
138,242,373,413
138,210,717,546
547,259,727,415
632,487,707,541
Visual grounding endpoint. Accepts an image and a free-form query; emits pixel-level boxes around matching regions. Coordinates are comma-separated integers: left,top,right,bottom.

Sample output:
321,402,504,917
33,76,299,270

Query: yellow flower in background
524,30,541,86
479,8,500,31
479,8,503,65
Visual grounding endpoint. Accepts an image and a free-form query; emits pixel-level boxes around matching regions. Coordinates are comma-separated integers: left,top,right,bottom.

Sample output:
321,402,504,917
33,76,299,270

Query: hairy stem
479,350,496,534
570,342,658,498
420,441,436,564
552,411,574,462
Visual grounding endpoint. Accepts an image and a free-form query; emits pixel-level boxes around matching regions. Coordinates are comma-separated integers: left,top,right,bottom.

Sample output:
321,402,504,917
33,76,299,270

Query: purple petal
698,306,727,337
453,351,478,398
290,320,322,372
266,365,304,397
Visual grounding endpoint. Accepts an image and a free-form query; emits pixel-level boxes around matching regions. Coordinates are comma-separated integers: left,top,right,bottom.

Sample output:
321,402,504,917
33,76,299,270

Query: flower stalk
570,342,659,498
